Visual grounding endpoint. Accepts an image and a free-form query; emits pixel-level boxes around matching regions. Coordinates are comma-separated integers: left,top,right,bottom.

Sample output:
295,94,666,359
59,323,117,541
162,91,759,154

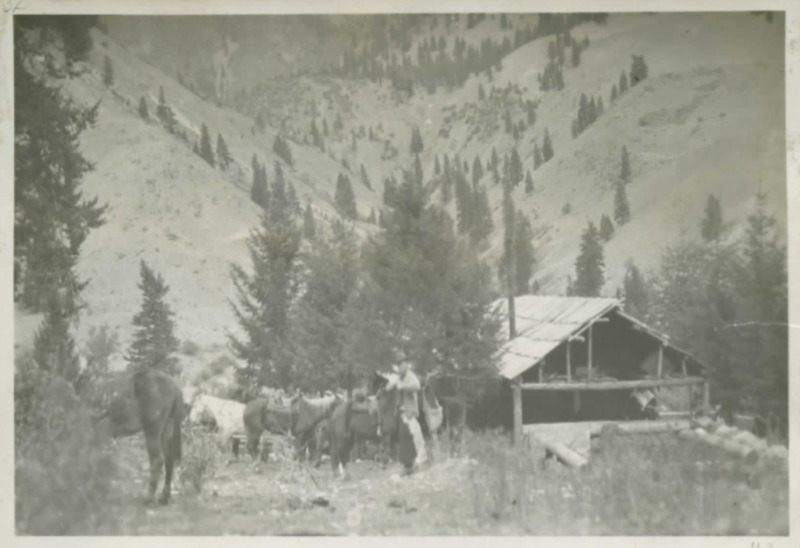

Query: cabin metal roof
493,295,707,380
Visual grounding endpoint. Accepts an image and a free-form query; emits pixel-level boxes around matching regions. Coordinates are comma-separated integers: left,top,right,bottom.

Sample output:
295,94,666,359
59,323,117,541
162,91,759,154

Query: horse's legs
144,431,164,505
160,433,174,505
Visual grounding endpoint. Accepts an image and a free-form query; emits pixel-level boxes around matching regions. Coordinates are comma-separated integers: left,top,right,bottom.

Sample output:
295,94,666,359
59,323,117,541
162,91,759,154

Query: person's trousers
402,415,427,465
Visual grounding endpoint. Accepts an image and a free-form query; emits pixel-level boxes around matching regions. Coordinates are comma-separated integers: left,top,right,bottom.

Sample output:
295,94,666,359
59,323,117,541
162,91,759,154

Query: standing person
389,357,427,472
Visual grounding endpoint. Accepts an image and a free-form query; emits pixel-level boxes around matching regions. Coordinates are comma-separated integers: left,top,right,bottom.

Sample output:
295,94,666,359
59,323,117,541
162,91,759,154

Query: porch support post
513,378,523,446
588,325,594,379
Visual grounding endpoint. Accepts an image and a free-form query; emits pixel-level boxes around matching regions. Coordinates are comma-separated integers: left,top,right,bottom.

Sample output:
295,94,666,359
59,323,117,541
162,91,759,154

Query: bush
15,361,119,534
179,427,220,494
181,339,201,356
83,324,120,375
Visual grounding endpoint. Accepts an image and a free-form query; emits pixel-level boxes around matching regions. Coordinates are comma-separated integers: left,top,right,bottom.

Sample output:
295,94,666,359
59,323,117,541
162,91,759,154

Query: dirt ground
99,431,789,536
111,445,486,535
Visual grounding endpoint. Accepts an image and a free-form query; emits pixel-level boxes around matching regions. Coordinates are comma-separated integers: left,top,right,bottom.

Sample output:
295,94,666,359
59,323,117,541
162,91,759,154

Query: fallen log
533,436,588,468
679,429,758,461
616,420,691,435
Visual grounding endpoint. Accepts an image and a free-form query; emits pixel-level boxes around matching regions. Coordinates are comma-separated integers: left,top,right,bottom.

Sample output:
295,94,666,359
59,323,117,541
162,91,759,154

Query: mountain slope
14,13,785,371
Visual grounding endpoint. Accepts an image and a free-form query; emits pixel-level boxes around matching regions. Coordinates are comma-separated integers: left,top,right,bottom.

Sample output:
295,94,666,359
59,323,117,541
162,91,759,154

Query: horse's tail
344,400,353,440
171,391,183,463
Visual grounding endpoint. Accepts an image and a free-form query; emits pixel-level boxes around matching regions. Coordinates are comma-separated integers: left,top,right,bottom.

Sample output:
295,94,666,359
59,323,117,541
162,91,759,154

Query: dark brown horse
243,394,301,461
327,396,383,478
96,368,183,505
294,394,342,460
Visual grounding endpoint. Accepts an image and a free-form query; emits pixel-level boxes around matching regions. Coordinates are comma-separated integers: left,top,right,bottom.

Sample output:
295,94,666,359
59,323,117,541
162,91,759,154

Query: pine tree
500,178,516,299
514,214,535,295
472,155,484,186
15,28,107,314
273,135,293,166
230,175,302,395
250,157,270,211
611,84,618,102
490,148,500,184
32,295,81,383
542,128,554,162
127,261,180,375
509,147,523,187
255,111,266,133
303,204,316,240
138,96,149,119
622,261,649,319
290,221,360,392
434,155,441,175
619,70,629,94
360,164,373,190
620,145,631,184
573,222,605,297
216,133,231,170
701,194,724,242
571,43,581,67
525,170,534,194
156,86,177,133
199,123,215,167
413,154,424,186
335,173,358,219
103,54,114,87
368,208,377,224
527,100,536,126
629,54,648,86
287,181,300,214
599,214,615,241
533,143,543,170
613,181,631,225
597,96,604,117
472,183,493,243
410,125,424,155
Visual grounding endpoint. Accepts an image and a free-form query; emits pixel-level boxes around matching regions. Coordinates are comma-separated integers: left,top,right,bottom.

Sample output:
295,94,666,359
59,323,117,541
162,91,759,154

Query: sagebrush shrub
180,427,220,494
15,362,119,534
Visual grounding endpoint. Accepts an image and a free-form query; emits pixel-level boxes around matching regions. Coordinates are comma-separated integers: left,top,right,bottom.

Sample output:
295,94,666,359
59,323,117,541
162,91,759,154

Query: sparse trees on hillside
701,194,724,242
126,261,179,375
472,184,493,243
525,170,534,194
542,128,554,162
273,135,293,166
250,155,269,211
360,164,373,191
508,148,523,188
103,54,114,87
199,123,215,167
527,100,537,127
138,96,148,119
216,133,232,170
335,173,358,220
571,43,581,68
620,145,631,184
255,111,266,134
619,70,629,95
472,155,484,186
410,125,424,155
629,54,649,86
156,86,177,134
303,204,316,240
614,181,631,225
599,214,615,241
533,143,543,170
573,221,605,297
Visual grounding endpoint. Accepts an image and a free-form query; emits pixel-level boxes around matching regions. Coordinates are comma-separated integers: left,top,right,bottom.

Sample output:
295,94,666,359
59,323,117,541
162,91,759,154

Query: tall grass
464,429,789,535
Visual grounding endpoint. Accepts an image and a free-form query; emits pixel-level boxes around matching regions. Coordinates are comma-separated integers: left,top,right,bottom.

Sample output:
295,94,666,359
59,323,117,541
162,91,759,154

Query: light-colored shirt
396,369,420,419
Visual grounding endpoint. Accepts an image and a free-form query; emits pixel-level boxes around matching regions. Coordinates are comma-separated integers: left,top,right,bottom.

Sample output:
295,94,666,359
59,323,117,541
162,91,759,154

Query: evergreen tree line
610,54,649,103
230,162,504,400
620,194,787,437
571,91,605,138
538,30,590,92
326,13,607,96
